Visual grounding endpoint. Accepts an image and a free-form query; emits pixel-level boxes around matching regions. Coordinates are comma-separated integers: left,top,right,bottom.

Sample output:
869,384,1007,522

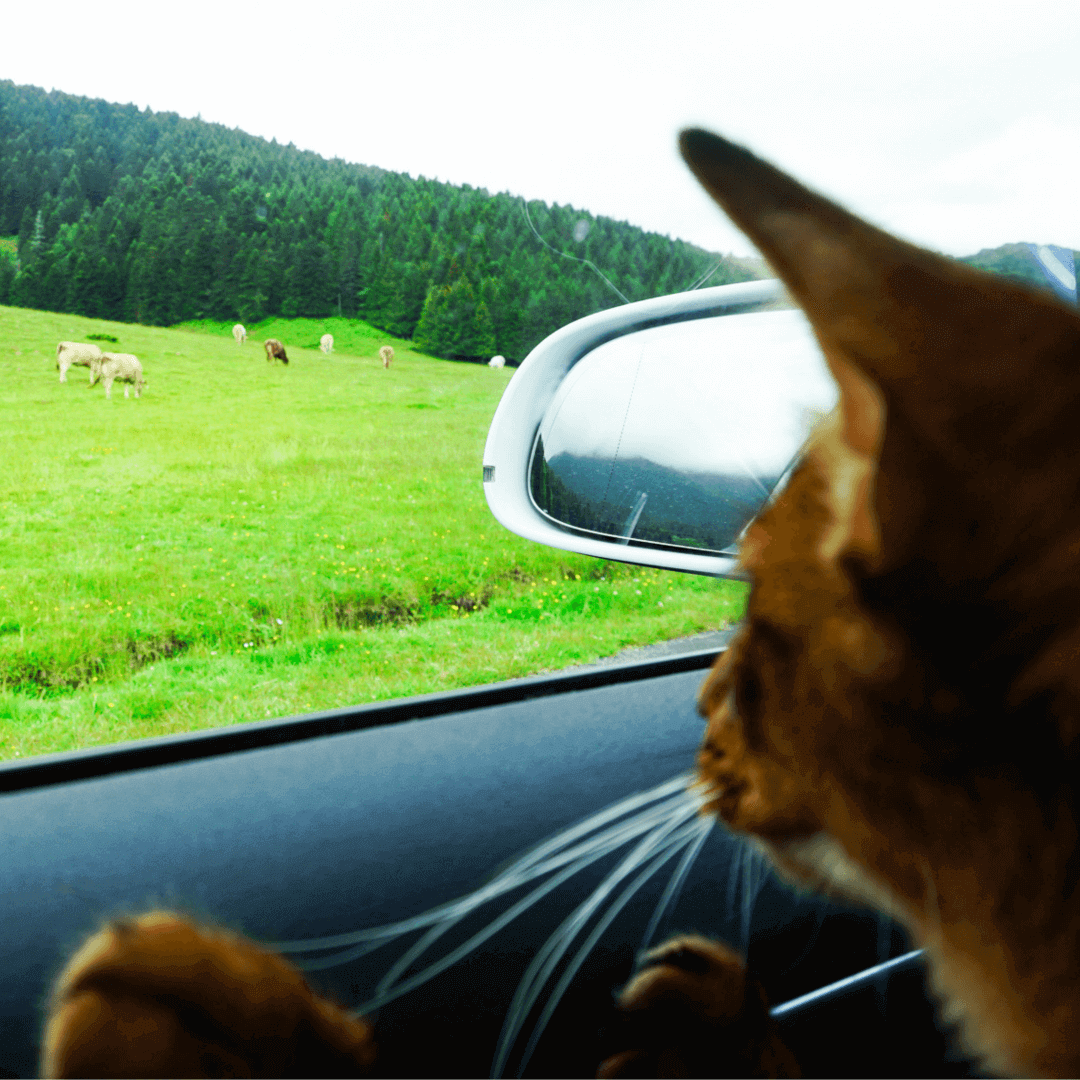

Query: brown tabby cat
42,129,1080,1078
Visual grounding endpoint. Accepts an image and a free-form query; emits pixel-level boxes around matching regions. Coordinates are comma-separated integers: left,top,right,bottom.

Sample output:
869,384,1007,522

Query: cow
488,355,506,368
320,334,333,355
264,339,289,365
379,345,394,369
233,324,247,345
56,341,103,383
89,353,145,399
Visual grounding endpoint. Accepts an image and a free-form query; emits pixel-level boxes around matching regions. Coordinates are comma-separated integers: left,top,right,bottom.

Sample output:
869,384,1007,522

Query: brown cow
264,339,289,365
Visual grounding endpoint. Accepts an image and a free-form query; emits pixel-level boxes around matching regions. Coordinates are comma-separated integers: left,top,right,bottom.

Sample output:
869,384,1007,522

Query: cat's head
685,129,1080,1073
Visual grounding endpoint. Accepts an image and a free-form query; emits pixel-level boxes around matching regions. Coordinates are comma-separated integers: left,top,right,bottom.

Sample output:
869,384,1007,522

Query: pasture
0,305,746,760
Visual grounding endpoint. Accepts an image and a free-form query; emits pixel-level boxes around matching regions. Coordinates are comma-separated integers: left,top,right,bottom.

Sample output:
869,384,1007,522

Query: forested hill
958,243,1078,295
0,81,753,362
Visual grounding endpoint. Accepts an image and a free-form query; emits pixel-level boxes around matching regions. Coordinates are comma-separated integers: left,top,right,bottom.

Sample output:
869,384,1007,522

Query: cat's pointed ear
679,128,1080,454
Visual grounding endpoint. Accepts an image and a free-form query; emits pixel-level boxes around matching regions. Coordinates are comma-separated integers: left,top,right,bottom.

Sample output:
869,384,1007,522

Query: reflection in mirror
529,308,837,557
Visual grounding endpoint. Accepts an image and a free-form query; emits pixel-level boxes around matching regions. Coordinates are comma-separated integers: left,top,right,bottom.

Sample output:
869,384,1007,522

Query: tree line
0,81,756,362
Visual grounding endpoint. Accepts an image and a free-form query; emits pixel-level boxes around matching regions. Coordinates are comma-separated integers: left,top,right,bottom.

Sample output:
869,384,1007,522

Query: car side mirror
482,280,837,578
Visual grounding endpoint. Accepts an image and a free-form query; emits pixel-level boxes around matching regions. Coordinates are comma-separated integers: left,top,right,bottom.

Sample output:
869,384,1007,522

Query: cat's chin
746,830,909,924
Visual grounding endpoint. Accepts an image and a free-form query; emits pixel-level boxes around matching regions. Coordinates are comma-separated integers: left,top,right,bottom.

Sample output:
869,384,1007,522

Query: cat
599,129,1080,1078
42,129,1080,1078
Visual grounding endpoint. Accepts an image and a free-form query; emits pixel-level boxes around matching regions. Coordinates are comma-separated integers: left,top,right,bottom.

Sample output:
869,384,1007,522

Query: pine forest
0,81,757,363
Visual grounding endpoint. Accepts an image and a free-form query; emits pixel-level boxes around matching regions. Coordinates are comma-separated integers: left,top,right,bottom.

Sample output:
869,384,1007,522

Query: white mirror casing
482,280,838,578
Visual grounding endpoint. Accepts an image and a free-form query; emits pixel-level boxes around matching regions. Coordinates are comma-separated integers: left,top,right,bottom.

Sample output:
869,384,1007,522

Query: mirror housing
482,281,837,577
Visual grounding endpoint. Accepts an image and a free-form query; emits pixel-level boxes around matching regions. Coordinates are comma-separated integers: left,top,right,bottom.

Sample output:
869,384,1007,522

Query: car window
3,14,1076,761
0,99,751,763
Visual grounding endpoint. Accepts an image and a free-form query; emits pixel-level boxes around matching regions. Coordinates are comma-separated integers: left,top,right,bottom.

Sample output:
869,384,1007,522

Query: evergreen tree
0,78,754,359
0,256,13,305
415,276,497,360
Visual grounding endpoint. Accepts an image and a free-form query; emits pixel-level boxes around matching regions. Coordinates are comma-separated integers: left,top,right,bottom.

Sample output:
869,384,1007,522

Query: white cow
320,333,334,355
379,345,394,369
56,341,103,383
89,353,145,399
488,354,506,368
233,324,247,345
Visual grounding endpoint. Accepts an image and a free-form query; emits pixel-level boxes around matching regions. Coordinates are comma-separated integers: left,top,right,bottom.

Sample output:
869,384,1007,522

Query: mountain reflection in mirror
529,309,837,557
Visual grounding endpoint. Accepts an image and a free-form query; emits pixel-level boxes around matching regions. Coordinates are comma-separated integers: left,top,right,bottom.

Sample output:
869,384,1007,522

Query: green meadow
0,305,747,761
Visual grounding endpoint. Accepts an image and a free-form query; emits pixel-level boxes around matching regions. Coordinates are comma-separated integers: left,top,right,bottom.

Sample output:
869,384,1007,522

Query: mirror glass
529,308,838,555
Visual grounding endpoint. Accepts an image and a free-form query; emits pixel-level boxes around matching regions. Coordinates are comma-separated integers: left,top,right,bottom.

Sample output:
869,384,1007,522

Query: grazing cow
488,354,506,368
379,345,394,369
56,341,103,383
89,353,145,399
320,333,333,355
264,339,289,365
233,324,247,345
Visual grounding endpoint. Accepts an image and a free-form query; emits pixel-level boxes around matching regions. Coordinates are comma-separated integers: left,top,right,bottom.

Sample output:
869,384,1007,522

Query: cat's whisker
276,775,699,1010
259,774,714,1064
512,790,701,884
499,800,704,1025
716,836,771,956
493,773,696,877
359,831,634,1008
363,791,703,1002
636,815,715,961
266,776,723,1074
509,818,716,1079
268,773,696,957
491,801,705,1079
739,842,769,954
292,795,699,981
363,801,689,1002
290,937,401,972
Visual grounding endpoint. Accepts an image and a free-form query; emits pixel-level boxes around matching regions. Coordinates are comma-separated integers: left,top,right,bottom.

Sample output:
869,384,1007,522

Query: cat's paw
42,911,376,1078
597,935,799,1078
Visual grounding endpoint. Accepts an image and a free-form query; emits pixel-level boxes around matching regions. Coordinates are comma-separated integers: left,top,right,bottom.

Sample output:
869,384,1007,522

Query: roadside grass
0,304,746,760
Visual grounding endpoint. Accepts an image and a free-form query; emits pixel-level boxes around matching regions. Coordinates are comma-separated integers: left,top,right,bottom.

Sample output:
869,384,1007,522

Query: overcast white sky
4,1,1078,258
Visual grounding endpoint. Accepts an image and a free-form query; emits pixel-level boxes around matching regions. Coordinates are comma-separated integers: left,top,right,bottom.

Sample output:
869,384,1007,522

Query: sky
4,0,1079,259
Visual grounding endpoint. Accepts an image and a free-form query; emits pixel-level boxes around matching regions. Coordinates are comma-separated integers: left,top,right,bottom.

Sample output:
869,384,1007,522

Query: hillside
0,81,753,363
958,242,1078,296
0,304,746,759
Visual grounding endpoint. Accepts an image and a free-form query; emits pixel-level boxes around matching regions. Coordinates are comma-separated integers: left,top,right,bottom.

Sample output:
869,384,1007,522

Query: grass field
0,305,747,761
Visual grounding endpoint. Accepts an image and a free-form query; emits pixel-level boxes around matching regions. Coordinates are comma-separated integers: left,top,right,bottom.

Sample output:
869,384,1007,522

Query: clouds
4,0,1078,257
880,115,1080,253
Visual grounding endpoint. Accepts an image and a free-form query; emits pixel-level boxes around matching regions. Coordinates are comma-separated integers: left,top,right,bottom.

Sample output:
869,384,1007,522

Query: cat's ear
679,129,1080,446
681,128,1080,570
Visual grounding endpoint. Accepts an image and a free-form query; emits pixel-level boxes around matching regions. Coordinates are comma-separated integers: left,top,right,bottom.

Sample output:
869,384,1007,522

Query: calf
320,334,333,355
379,345,394,369
233,324,247,345
56,341,103,383
264,339,289,365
